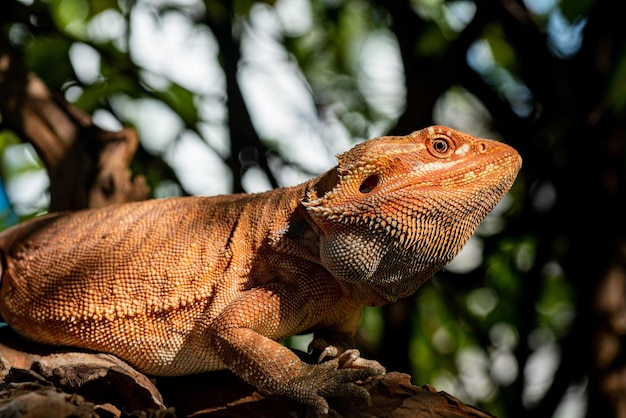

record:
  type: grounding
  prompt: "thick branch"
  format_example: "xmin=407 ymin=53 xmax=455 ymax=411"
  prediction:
xmin=0 ymin=43 xmax=148 ymax=211
xmin=0 ymin=327 xmax=494 ymax=418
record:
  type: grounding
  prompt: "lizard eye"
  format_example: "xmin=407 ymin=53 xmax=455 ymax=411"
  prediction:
xmin=428 ymin=135 xmax=453 ymax=157
xmin=433 ymin=138 xmax=448 ymax=153
xmin=359 ymin=174 xmax=379 ymax=194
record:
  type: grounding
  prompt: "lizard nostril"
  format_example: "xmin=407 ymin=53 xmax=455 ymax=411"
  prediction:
xmin=477 ymin=142 xmax=487 ymax=153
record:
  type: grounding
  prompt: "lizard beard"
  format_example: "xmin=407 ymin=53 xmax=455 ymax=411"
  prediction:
xmin=318 ymin=188 xmax=507 ymax=304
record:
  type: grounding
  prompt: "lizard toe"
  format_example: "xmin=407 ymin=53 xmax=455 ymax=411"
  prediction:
xmin=290 ymin=362 xmax=380 ymax=415
xmin=319 ymin=348 xmax=387 ymax=374
xmin=317 ymin=345 xmax=340 ymax=363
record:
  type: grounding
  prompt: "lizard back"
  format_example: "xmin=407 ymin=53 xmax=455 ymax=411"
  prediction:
xmin=0 ymin=192 xmax=303 ymax=374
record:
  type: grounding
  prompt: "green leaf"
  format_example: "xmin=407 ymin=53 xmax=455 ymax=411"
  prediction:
xmin=152 ymin=83 xmax=200 ymax=127
xmin=48 ymin=0 xmax=89 ymax=37
xmin=89 ymin=0 xmax=120 ymax=16
xmin=609 ymin=46 xmax=626 ymax=114
xmin=560 ymin=0 xmax=595 ymax=22
xmin=24 ymin=36 xmax=73 ymax=89
xmin=483 ymin=24 xmax=517 ymax=70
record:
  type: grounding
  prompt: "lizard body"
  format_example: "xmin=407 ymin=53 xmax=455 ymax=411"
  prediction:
xmin=0 ymin=126 xmax=521 ymax=413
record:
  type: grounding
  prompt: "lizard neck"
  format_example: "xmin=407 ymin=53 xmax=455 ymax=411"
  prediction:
xmin=265 ymin=177 xmax=398 ymax=307
xmin=266 ymin=182 xmax=324 ymax=265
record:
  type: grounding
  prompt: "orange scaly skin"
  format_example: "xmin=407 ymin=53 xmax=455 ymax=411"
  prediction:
xmin=0 ymin=126 xmax=521 ymax=414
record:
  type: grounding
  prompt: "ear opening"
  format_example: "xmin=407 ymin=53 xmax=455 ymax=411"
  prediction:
xmin=359 ymin=174 xmax=380 ymax=194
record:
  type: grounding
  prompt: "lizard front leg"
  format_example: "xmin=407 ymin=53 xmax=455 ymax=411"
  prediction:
xmin=208 ymin=285 xmax=381 ymax=415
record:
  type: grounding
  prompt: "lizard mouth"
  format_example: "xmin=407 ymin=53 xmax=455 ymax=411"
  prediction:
xmin=414 ymin=144 xmax=521 ymax=190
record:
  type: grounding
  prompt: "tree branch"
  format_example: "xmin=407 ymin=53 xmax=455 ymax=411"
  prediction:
xmin=0 ymin=41 xmax=149 ymax=211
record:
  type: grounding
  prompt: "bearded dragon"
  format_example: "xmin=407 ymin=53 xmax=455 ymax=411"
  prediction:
xmin=0 ymin=126 xmax=521 ymax=414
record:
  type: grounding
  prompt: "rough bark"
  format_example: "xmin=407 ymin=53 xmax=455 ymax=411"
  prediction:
xmin=0 ymin=328 xmax=493 ymax=418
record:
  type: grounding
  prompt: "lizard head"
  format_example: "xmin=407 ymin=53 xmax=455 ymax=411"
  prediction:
xmin=303 ymin=125 xmax=522 ymax=305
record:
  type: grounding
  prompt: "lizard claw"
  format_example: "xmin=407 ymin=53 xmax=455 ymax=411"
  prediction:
xmin=317 ymin=345 xmax=339 ymax=363
xmin=336 ymin=349 xmax=386 ymax=373
xmin=309 ymin=334 xmax=384 ymax=373
xmin=317 ymin=346 xmax=386 ymax=374
xmin=335 ymin=348 xmax=361 ymax=368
